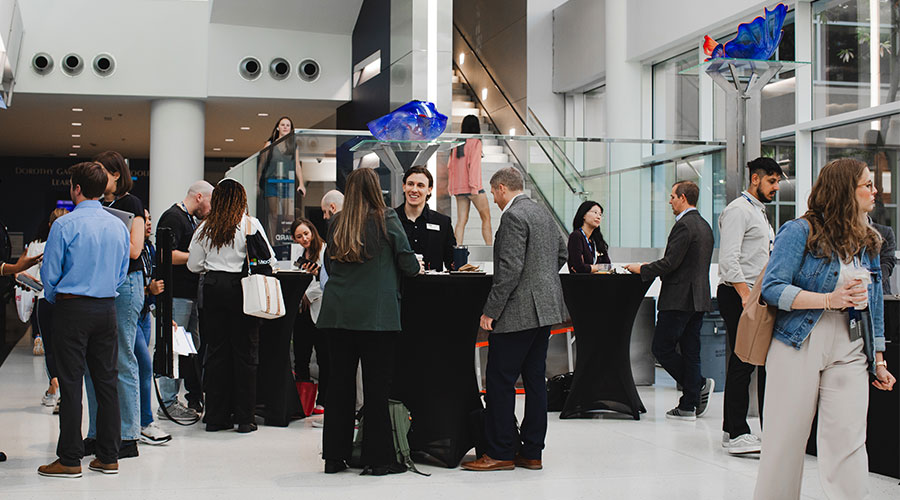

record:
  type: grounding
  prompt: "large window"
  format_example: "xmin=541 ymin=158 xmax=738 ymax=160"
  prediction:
xmin=761 ymin=137 xmax=797 ymax=229
xmin=653 ymin=50 xmax=700 ymax=141
xmin=814 ymin=0 xmax=900 ymax=118
xmin=812 ymin=117 xmax=900 ymax=233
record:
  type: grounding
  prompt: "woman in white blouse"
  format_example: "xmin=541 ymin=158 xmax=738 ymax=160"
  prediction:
xmin=188 ymin=179 xmax=275 ymax=433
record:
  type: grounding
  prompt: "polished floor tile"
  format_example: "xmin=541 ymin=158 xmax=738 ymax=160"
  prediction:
xmin=0 ymin=335 xmax=897 ymax=499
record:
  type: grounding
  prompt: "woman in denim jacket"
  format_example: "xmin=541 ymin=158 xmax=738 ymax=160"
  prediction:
xmin=754 ymin=158 xmax=896 ymax=500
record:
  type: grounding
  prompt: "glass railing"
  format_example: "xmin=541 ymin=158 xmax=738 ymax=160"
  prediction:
xmin=227 ymin=130 xmax=726 ymax=253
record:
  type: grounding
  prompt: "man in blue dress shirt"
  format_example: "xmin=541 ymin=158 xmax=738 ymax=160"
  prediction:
xmin=38 ymin=162 xmax=130 ymax=478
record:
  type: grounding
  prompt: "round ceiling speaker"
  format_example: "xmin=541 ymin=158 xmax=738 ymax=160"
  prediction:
xmin=269 ymin=58 xmax=290 ymax=81
xmin=32 ymin=53 xmax=54 ymax=75
xmin=92 ymin=53 xmax=115 ymax=77
xmin=298 ymin=59 xmax=320 ymax=82
xmin=61 ymin=53 xmax=84 ymax=76
xmin=239 ymin=57 xmax=261 ymax=81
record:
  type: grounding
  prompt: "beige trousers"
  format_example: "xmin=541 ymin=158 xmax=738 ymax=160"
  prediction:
xmin=753 ymin=311 xmax=869 ymax=500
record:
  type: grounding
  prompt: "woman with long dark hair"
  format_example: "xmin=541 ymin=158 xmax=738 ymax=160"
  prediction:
xmin=448 ymin=114 xmax=492 ymax=245
xmin=188 ymin=179 xmax=275 ymax=433
xmin=84 ymin=151 xmax=145 ymax=459
xmin=567 ymin=200 xmax=611 ymax=273
xmin=290 ymin=218 xmax=329 ymax=415
xmin=317 ymin=168 xmax=421 ymax=475
xmin=754 ymin=158 xmax=895 ymax=499
xmin=259 ymin=116 xmax=306 ymax=238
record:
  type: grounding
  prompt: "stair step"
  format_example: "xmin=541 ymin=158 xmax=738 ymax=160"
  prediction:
xmin=452 ymin=94 xmax=472 ymax=102
xmin=452 ymin=82 xmax=464 ymax=89
xmin=452 ymin=87 xmax=469 ymax=95
xmin=453 ymin=101 xmax=475 ymax=108
xmin=483 ymin=154 xmax=509 ymax=163
xmin=451 ymin=108 xmax=480 ymax=117
xmin=451 ymin=114 xmax=487 ymax=123
xmin=483 ymin=145 xmax=503 ymax=154
xmin=451 ymin=75 xmax=460 ymax=84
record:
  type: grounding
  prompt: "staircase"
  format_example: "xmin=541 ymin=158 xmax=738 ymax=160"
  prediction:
xmin=449 ymin=70 xmax=513 ymax=249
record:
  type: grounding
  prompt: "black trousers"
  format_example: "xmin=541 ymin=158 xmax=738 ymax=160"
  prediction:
xmin=292 ymin=308 xmax=330 ymax=406
xmin=717 ymin=284 xmax=766 ymax=438
xmin=53 ymin=297 xmax=119 ymax=466
xmin=35 ymin=298 xmax=58 ymax=380
xmin=322 ymin=329 xmax=396 ymax=466
xmin=201 ymin=272 xmax=259 ymax=426
xmin=652 ymin=310 xmax=705 ymax=411
xmin=484 ymin=326 xmax=550 ymax=461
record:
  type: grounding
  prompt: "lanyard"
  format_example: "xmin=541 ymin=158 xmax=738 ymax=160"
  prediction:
xmin=580 ymin=228 xmax=596 ymax=265
xmin=180 ymin=202 xmax=197 ymax=231
xmin=742 ymin=193 xmax=774 ymax=253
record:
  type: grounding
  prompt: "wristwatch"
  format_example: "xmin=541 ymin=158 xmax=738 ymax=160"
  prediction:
xmin=876 ymin=360 xmax=888 ymax=369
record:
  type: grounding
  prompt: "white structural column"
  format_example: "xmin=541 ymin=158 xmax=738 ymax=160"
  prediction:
xmin=149 ymin=99 xmax=205 ymax=227
xmin=795 ymin=1 xmax=813 ymax=215
xmin=605 ymin=0 xmax=644 ymax=247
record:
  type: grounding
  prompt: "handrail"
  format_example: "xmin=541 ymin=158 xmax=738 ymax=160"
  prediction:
xmin=526 ymin=107 xmax=583 ymax=183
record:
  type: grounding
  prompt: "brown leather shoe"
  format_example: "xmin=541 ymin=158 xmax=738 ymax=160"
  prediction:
xmin=37 ymin=459 xmax=82 ymax=478
xmin=461 ymin=454 xmax=515 ymax=471
xmin=513 ymin=454 xmax=542 ymax=470
xmin=88 ymin=458 xmax=118 ymax=474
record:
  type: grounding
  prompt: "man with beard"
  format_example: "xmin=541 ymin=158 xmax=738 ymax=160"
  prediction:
xmin=155 ymin=181 xmax=213 ymax=423
xmin=717 ymin=157 xmax=783 ymax=455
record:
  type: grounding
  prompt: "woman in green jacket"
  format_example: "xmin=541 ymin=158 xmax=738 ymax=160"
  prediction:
xmin=318 ymin=168 xmax=421 ymax=476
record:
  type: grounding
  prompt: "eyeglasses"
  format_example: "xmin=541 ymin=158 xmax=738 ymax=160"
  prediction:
xmin=586 ymin=210 xmax=603 ymax=217
xmin=857 ymin=181 xmax=875 ymax=191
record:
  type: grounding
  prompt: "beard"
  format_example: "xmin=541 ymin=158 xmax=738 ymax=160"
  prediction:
xmin=754 ymin=185 xmax=775 ymax=203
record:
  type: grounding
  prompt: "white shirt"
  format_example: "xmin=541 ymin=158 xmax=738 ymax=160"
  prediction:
xmin=187 ymin=215 xmax=275 ymax=274
xmin=501 ymin=193 xmax=527 ymax=214
xmin=717 ymin=191 xmax=775 ymax=286
xmin=305 ymin=244 xmax=326 ymax=323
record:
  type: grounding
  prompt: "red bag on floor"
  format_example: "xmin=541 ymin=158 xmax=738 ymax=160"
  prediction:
xmin=296 ymin=381 xmax=318 ymax=417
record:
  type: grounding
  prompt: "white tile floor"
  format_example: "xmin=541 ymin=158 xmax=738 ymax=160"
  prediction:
xmin=1 ymin=334 xmax=897 ymax=500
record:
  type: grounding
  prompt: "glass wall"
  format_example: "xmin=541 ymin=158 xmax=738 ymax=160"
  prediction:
xmin=761 ymin=136 xmax=797 ymax=229
xmin=812 ymin=116 xmax=900 ymax=233
xmin=653 ymin=50 xmax=700 ymax=141
xmin=814 ymin=0 xmax=900 ymax=119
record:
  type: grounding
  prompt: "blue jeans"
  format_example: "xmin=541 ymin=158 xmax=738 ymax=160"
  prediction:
xmin=136 ymin=311 xmax=153 ymax=427
xmin=157 ymin=298 xmax=200 ymax=407
xmin=86 ymin=271 xmax=143 ymax=441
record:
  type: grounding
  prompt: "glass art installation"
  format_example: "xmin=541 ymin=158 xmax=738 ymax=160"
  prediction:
xmin=367 ymin=100 xmax=448 ymax=141
xmin=703 ymin=3 xmax=787 ymax=61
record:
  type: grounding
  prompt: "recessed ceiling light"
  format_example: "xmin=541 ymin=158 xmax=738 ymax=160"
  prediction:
xmin=225 ymin=138 xmax=234 ymax=142
xmin=71 ymin=122 xmax=82 ymax=126
xmin=257 ymin=112 xmax=269 ymax=117
xmin=240 ymin=126 xmax=250 ymax=131
xmin=69 ymin=152 xmax=77 ymax=157
xmin=213 ymin=147 xmax=222 ymax=151
xmin=72 ymin=107 xmax=83 ymax=112
xmin=72 ymin=145 xmax=81 ymax=148
xmin=71 ymin=134 xmax=81 ymax=138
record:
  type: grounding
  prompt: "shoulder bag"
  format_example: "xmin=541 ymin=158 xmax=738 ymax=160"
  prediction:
xmin=240 ymin=218 xmax=285 ymax=319
xmin=734 ymin=263 xmax=775 ymax=366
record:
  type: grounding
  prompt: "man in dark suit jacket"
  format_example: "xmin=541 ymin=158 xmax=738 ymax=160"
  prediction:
xmin=871 ymin=218 xmax=896 ymax=294
xmin=462 ymin=167 xmax=567 ymax=472
xmin=394 ymin=166 xmax=457 ymax=271
xmin=625 ymin=180 xmax=714 ymax=421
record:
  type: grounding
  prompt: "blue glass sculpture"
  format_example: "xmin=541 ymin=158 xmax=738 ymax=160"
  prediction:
xmin=704 ymin=3 xmax=787 ymax=60
xmin=367 ymin=100 xmax=448 ymax=141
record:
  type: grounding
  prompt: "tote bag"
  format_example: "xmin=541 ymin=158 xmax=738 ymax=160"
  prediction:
xmin=240 ymin=218 xmax=285 ymax=319
xmin=734 ymin=263 xmax=776 ymax=366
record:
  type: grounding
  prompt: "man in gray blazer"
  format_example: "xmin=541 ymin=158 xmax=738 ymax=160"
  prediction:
xmin=462 ymin=167 xmax=567 ymax=472
xmin=625 ymin=181 xmax=714 ymax=421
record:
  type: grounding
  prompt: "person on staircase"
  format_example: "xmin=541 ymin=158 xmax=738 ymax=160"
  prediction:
xmin=449 ymin=114 xmax=492 ymax=246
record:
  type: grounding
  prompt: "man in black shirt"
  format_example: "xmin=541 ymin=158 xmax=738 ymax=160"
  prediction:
xmin=155 ymin=180 xmax=213 ymax=421
xmin=394 ymin=166 xmax=457 ymax=272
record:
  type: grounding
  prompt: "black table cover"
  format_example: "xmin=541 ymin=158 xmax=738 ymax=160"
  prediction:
xmin=391 ymin=274 xmax=491 ymax=468
xmin=256 ymin=271 xmax=313 ymax=427
xmin=560 ymin=274 xmax=652 ymax=420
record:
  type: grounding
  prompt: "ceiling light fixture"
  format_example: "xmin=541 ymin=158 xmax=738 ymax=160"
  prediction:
xmin=71 ymin=134 xmax=81 ymax=138
xmin=481 ymin=88 xmax=488 ymax=100
xmin=71 ymin=122 xmax=82 ymax=126
xmin=459 ymin=53 xmax=465 ymax=65
xmin=240 ymin=126 xmax=250 ymax=131
xmin=72 ymin=145 xmax=81 ymax=148
xmin=225 ymin=138 xmax=234 ymax=142
xmin=72 ymin=107 xmax=83 ymax=112
xmin=69 ymin=152 xmax=77 ymax=157
xmin=213 ymin=147 xmax=222 ymax=151
xmin=258 ymin=112 xmax=269 ymax=117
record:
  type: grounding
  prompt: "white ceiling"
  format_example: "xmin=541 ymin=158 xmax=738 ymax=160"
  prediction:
xmin=0 ymin=93 xmax=343 ymax=159
xmin=209 ymin=0 xmax=364 ymax=35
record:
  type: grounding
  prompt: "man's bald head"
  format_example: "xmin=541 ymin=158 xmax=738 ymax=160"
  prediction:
xmin=321 ymin=190 xmax=344 ymax=220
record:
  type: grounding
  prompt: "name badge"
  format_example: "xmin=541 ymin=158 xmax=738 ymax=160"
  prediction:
xmin=426 ymin=223 xmax=440 ymax=231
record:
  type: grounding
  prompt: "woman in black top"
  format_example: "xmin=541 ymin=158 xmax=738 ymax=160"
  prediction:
xmin=84 ymin=151 xmax=145 ymax=457
xmin=567 ymin=200 xmax=611 ymax=273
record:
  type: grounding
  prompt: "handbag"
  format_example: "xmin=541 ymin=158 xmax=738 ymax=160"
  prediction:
xmin=734 ymin=263 xmax=775 ymax=366
xmin=240 ymin=218 xmax=285 ymax=319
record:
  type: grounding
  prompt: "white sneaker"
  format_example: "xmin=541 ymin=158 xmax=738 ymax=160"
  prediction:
xmin=41 ymin=391 xmax=59 ymax=407
xmin=311 ymin=419 xmax=324 ymax=428
xmin=724 ymin=433 xmax=761 ymax=455
xmin=721 ymin=431 xmax=730 ymax=447
xmin=140 ymin=422 xmax=173 ymax=446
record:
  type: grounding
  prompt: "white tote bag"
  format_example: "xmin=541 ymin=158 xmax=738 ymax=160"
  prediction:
xmin=240 ymin=218 xmax=285 ymax=319
xmin=15 ymin=286 xmax=36 ymax=323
